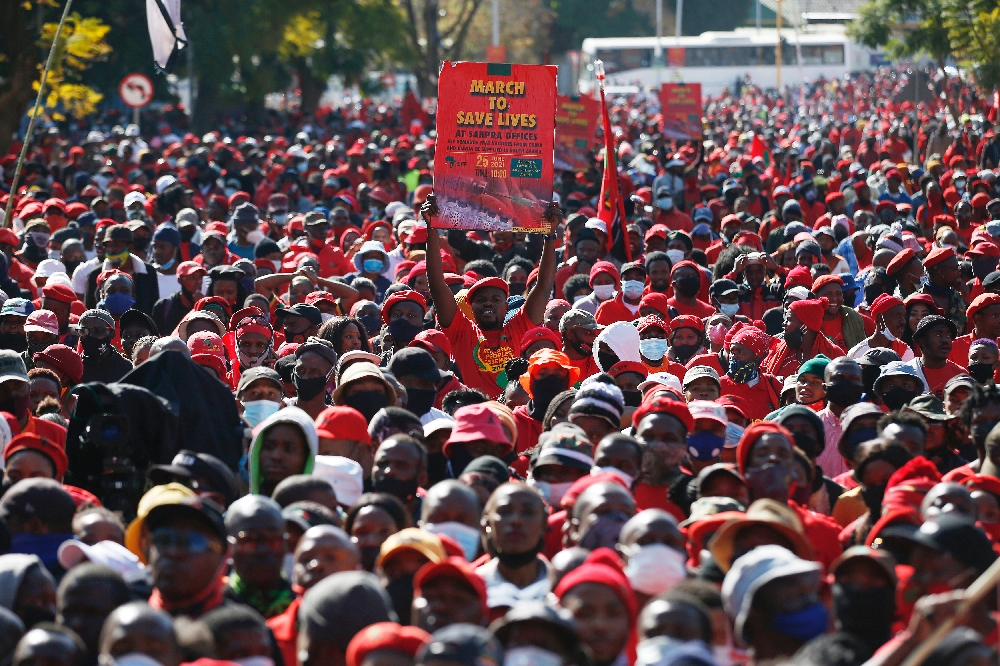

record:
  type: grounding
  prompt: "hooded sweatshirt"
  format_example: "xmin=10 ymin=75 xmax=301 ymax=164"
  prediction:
xmin=0 ymin=553 xmax=49 ymax=610
xmin=248 ymin=406 xmax=318 ymax=495
xmin=594 ymin=321 xmax=642 ymax=372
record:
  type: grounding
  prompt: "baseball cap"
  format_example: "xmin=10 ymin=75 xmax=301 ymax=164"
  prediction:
xmin=147 ymin=450 xmax=241 ymax=507
xmin=688 ymin=400 xmax=728 ymax=426
xmin=236 ymin=367 xmax=283 ymax=396
xmin=375 ymin=527 xmax=447 ymax=569
xmin=177 ymin=261 xmax=208 ymax=278
xmin=314 ymin=406 xmax=370 ymax=443
xmin=682 ymin=365 xmax=721 ymax=388
xmin=145 ymin=495 xmax=227 ymax=544
xmin=57 ymin=539 xmax=142 ymax=577
xmin=882 ymin=514 xmax=997 ymax=575
xmin=23 ymin=310 xmax=58 ymax=335
xmin=0 ymin=351 xmax=28 ymax=385
xmin=388 ymin=347 xmax=445 ymax=382
xmin=415 ymin=624 xmax=503 ymax=666
xmin=275 ymin=303 xmax=323 ymax=327
xmin=124 ymin=483 xmax=197 ymax=560
xmin=638 ymin=372 xmax=684 ymax=394
xmin=709 ymin=279 xmax=740 ymax=298
xmin=0 ymin=298 xmax=34 ymax=318
xmin=559 ymin=309 xmax=603 ymax=335
xmin=312 ymin=455 xmax=364 ymax=507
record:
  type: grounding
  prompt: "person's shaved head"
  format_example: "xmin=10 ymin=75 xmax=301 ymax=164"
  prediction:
xmin=13 ymin=626 xmax=84 ymax=666
xmin=825 ymin=357 xmax=862 ymax=382
xmin=57 ymin=564 xmax=130 ymax=659
xmin=572 ymin=482 xmax=636 ymax=520
xmin=293 ymin=525 xmax=361 ymax=590
xmin=618 ymin=509 xmax=685 ymax=553
xmin=420 ymin=479 xmax=481 ymax=527
xmin=149 ymin=337 xmax=190 ymax=359
xmin=98 ymin=602 xmax=179 ymax=666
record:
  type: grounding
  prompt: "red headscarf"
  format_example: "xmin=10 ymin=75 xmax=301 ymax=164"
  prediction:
xmin=735 ymin=422 xmax=795 ymax=475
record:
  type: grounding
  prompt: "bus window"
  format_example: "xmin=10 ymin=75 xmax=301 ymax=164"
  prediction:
xmin=595 ymin=48 xmax=653 ymax=73
xmin=800 ymin=44 xmax=844 ymax=65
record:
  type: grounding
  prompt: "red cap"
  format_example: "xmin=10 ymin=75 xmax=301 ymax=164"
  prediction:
xmin=314 ymin=406 xmax=371 ymax=444
xmin=885 ymin=169 xmax=902 ymax=181
xmin=869 ymin=294 xmax=904 ymax=321
xmin=0 ymin=229 xmax=19 ymax=247
xmin=968 ymin=242 xmax=1000 ymax=258
xmin=192 ymin=354 xmax=229 ymax=382
xmin=409 ymin=329 xmax=453 ymax=358
xmin=785 ymin=265 xmax=813 ymax=289
xmin=608 ymin=360 xmax=649 ymax=379
xmin=413 ymin=557 xmax=488 ymax=615
xmin=811 ymin=274 xmax=844 ymax=293
xmin=589 ymin=261 xmax=620 ymax=286
xmin=638 ymin=293 xmax=671 ymax=318
xmin=187 ymin=331 xmax=227 ymax=360
xmin=346 ymin=623 xmax=430 ymax=666
xmin=735 ymin=422 xmax=795 ymax=474
xmin=904 ymin=293 xmax=942 ymax=316
xmin=32 ymin=344 xmax=83 ymax=386
xmin=520 ymin=326 xmax=562 ymax=351
xmin=923 ymin=246 xmax=956 ymax=268
xmin=560 ymin=472 xmax=629 ymax=510
xmin=466 ymin=276 xmax=509 ymax=304
xmin=825 ymin=191 xmax=845 ymax=204
xmin=444 ymin=404 xmax=512 ymax=457
xmin=633 ymin=395 xmax=694 ymax=432
xmin=885 ymin=248 xmax=917 ymax=276
xmin=967 ymin=293 xmax=1000 ymax=322
xmin=789 ymin=297 xmax=829 ymax=332
xmin=4 ymin=432 xmax=68 ymax=481
xmin=972 ymin=192 xmax=991 ymax=208
xmin=41 ymin=283 xmax=77 ymax=304
xmin=380 ymin=289 xmax=427 ymax=325
xmin=671 ymin=315 xmax=704 ymax=334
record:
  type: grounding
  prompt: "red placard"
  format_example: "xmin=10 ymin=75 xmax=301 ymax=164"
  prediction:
xmin=554 ymin=94 xmax=598 ymax=171
xmin=433 ymin=61 xmax=557 ymax=232
xmin=660 ymin=82 xmax=702 ymax=140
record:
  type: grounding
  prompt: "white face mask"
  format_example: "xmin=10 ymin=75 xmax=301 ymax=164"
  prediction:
xmin=504 ymin=647 xmax=562 ymax=666
xmin=272 ymin=259 xmax=283 ymax=272
xmin=573 ymin=293 xmax=588 ymax=303
xmin=592 ymin=284 xmax=616 ymax=301
xmin=423 ymin=521 xmax=481 ymax=561
xmin=666 ymin=249 xmax=686 ymax=265
xmin=527 ymin=477 xmax=573 ymax=509
xmin=246 ymin=229 xmax=265 ymax=245
xmin=621 ymin=279 xmax=645 ymax=299
xmin=592 ymin=465 xmax=635 ymax=487
xmin=719 ymin=303 xmax=740 ymax=317
xmin=241 ymin=399 xmax=281 ymax=427
xmin=879 ymin=317 xmax=897 ymax=342
xmin=47 ymin=248 xmax=61 ymax=261
xmin=624 ymin=543 xmax=687 ymax=595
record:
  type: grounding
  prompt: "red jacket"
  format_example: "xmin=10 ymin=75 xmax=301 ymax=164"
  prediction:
xmin=595 ymin=293 xmax=641 ymax=326
xmin=266 ymin=596 xmax=300 ymax=666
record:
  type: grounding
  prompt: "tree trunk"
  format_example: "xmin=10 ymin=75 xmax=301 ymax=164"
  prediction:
xmin=192 ymin=77 xmax=220 ymax=134
xmin=297 ymin=62 xmax=325 ymax=118
xmin=0 ymin=0 xmax=40 ymax=155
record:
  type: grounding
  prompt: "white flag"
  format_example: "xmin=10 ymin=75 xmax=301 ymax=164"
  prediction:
xmin=146 ymin=0 xmax=187 ymax=71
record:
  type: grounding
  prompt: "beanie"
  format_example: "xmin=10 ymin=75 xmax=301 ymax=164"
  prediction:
xmin=568 ymin=376 xmax=624 ymax=429
xmin=788 ymin=297 xmax=829 ymax=332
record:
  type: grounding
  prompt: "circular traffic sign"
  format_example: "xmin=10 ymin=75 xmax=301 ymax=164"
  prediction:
xmin=119 ymin=73 xmax=154 ymax=108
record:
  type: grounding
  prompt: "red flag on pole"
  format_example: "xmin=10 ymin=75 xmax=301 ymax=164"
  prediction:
xmin=750 ymin=134 xmax=771 ymax=167
xmin=596 ymin=61 xmax=632 ymax=264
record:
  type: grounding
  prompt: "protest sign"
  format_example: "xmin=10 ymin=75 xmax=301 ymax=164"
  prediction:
xmin=555 ymin=94 xmax=598 ymax=171
xmin=433 ymin=61 xmax=557 ymax=232
xmin=660 ymin=82 xmax=702 ymax=140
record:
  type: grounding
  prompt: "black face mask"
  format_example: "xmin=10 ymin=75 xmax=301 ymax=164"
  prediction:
xmin=598 ymin=350 xmax=619 ymax=372
xmin=293 ymin=374 xmax=328 ymax=402
xmin=373 ymin=475 xmax=419 ymax=503
xmin=864 ymin=282 xmax=888 ymax=305
xmin=493 ymin=536 xmax=544 ymax=569
xmin=64 ymin=260 xmax=82 ymax=277
xmin=81 ymin=335 xmax=109 ymax=358
xmin=388 ymin=318 xmax=422 ymax=346
xmin=862 ymin=483 xmax=886 ymax=516
xmin=826 ymin=380 xmax=864 ymax=407
xmin=0 ymin=333 xmax=27 ymax=353
xmin=833 ymin=583 xmax=895 ymax=649
xmin=528 ymin=374 xmax=569 ymax=420
xmin=132 ymin=237 xmax=151 ymax=253
xmin=18 ymin=605 xmax=56 ymax=629
xmin=745 ymin=463 xmax=794 ymax=501
xmin=672 ymin=343 xmax=700 ymax=363
xmin=385 ymin=574 xmax=415 ymax=625
xmin=622 ymin=388 xmax=643 ymax=407
xmin=792 ymin=432 xmax=820 ymax=459
xmin=26 ymin=338 xmax=50 ymax=356
xmin=881 ymin=387 xmax=921 ymax=411
xmin=861 ymin=366 xmax=882 ymax=396
xmin=359 ymin=545 xmax=381 ymax=572
xmin=343 ymin=390 xmax=391 ymax=421
xmin=426 ymin=451 xmax=449 ymax=486
xmin=357 ymin=314 xmax=381 ymax=337
xmin=405 ymin=387 xmax=438 ymax=417
xmin=508 ymin=281 xmax=526 ymax=296
xmin=969 ymin=363 xmax=995 ymax=384
xmin=785 ymin=327 xmax=805 ymax=349
xmin=449 ymin=445 xmax=476 ymax=477
xmin=674 ymin=276 xmax=701 ymax=298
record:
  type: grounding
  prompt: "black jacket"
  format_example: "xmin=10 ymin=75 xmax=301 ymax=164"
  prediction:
xmin=85 ymin=258 xmax=160 ymax=315
xmin=152 ymin=290 xmax=194 ymax=336
xmin=81 ymin=347 xmax=133 ymax=383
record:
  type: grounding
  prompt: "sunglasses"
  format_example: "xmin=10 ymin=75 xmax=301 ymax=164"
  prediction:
xmin=150 ymin=528 xmax=223 ymax=555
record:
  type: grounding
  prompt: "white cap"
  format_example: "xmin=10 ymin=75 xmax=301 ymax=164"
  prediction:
xmin=125 ymin=124 xmax=141 ymax=137
xmin=35 ymin=259 xmax=66 ymax=278
xmin=637 ymin=372 xmax=683 ymax=394
xmin=423 ymin=417 xmax=455 ymax=439
xmin=155 ymin=175 xmax=178 ymax=195
xmin=124 ymin=191 xmax=147 ymax=209
xmin=688 ymin=400 xmax=728 ymax=426
xmin=46 ymin=272 xmax=73 ymax=289
xmin=57 ymin=539 xmax=143 ymax=576
xmin=312 ymin=455 xmax=364 ymax=507
xmin=585 ymin=218 xmax=608 ymax=236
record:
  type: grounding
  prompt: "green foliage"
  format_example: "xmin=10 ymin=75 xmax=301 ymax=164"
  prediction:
xmin=847 ymin=0 xmax=953 ymax=66
xmin=943 ymin=0 xmax=1000 ymax=91
xmin=36 ymin=13 xmax=112 ymax=120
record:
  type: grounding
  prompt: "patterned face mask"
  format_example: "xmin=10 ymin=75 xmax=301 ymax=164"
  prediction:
xmin=727 ymin=358 xmax=759 ymax=384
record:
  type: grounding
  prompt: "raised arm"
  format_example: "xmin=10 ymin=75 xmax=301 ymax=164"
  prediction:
xmin=421 ymin=195 xmax=458 ymax=328
xmin=523 ymin=202 xmax=561 ymax=325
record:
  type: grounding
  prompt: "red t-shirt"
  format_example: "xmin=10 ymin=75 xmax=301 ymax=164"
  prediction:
xmin=920 ymin=359 xmax=967 ymax=398
xmin=821 ymin=316 xmax=846 ymax=350
xmin=568 ymin=354 xmax=600 ymax=383
xmin=595 ymin=294 xmax=640 ymax=326
xmin=719 ymin=374 xmax=782 ymax=421
xmin=442 ymin=308 xmax=534 ymax=399
xmin=632 ymin=482 xmax=685 ymax=522
xmin=666 ymin=297 xmax=716 ymax=318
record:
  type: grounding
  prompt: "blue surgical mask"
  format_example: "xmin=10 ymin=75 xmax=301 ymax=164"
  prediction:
xmin=363 ymin=259 xmax=384 ymax=273
xmin=686 ymin=430 xmax=726 ymax=460
xmin=158 ymin=258 xmax=176 ymax=271
xmin=423 ymin=521 xmax=481 ymax=561
xmin=725 ymin=422 xmax=745 ymax=448
xmin=770 ymin=602 xmax=829 ymax=641
xmin=720 ymin=303 xmax=740 ymax=317
xmin=242 ymin=399 xmax=281 ymax=427
xmin=639 ymin=338 xmax=668 ymax=361
xmin=621 ymin=280 xmax=645 ymax=299
xmin=101 ymin=292 xmax=136 ymax=315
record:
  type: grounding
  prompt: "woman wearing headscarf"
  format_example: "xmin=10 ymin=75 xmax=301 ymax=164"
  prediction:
xmin=761 ymin=298 xmax=846 ymax=379
xmin=720 ymin=325 xmax=783 ymax=421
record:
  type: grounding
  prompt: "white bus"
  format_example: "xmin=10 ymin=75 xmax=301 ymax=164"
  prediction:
xmin=577 ymin=26 xmax=879 ymax=96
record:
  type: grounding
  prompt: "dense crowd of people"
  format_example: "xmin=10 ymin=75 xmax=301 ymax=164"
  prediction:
xmin=3 ymin=65 xmax=1000 ymax=666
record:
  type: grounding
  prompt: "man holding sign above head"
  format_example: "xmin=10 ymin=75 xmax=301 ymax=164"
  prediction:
xmin=422 ymin=195 xmax=561 ymax=399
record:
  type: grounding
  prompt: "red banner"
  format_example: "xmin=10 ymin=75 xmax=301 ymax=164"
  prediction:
xmin=433 ymin=61 xmax=557 ymax=232
xmin=554 ymin=94 xmax=598 ymax=171
xmin=660 ymin=82 xmax=702 ymax=140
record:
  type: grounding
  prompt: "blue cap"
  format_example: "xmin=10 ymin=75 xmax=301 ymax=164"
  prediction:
xmin=0 ymin=298 xmax=34 ymax=318
xmin=693 ymin=208 xmax=714 ymax=223
xmin=152 ymin=224 xmax=182 ymax=247
xmin=76 ymin=211 xmax=97 ymax=227
xmin=839 ymin=273 xmax=860 ymax=291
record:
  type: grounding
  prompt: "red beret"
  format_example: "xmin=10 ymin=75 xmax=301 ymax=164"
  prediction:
xmin=967 ymin=293 xmax=1000 ymax=322
xmin=33 ymin=344 xmax=83 ymax=385
xmin=380 ymin=289 xmax=426 ymax=325
xmin=410 ymin=329 xmax=453 ymax=358
xmin=466 ymin=276 xmax=509 ymax=303
xmin=811 ymin=274 xmax=844 ymax=293
xmin=825 ymin=191 xmax=845 ymax=204
xmin=608 ymin=360 xmax=649 ymax=379
xmin=520 ymin=326 xmax=562 ymax=351
xmin=633 ymin=395 xmax=694 ymax=432
xmin=346 ymin=623 xmax=430 ymax=666
xmin=4 ymin=432 xmax=68 ymax=481
xmin=554 ymin=548 xmax=637 ymax=628
xmin=869 ymin=294 xmax=904 ymax=321
xmin=904 ymin=293 xmax=942 ymax=316
xmin=638 ymin=292 xmax=671 ymax=318
xmin=885 ymin=248 xmax=917 ymax=276
xmin=933 ymin=214 xmax=957 ymax=226
xmin=852 ymin=180 xmax=868 ymax=192
xmin=885 ymin=169 xmax=902 ymax=181
xmin=671 ymin=314 xmax=704 ymax=334
xmin=41 ymin=283 xmax=77 ymax=304
xmin=589 ymin=261 xmax=620 ymax=286
xmin=413 ymin=557 xmax=488 ymax=616
xmin=789 ymin=297 xmax=829 ymax=332
xmin=972 ymin=192 xmax=991 ymax=208
xmin=735 ymin=421 xmax=795 ymax=475
xmin=923 ymin=246 xmax=956 ymax=268
xmin=560 ymin=471 xmax=629 ymax=510
xmin=875 ymin=200 xmax=898 ymax=215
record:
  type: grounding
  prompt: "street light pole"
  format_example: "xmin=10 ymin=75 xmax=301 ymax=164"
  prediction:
xmin=776 ymin=0 xmax=782 ymax=88
xmin=492 ymin=0 xmax=499 ymax=47
xmin=675 ymin=0 xmax=683 ymax=42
